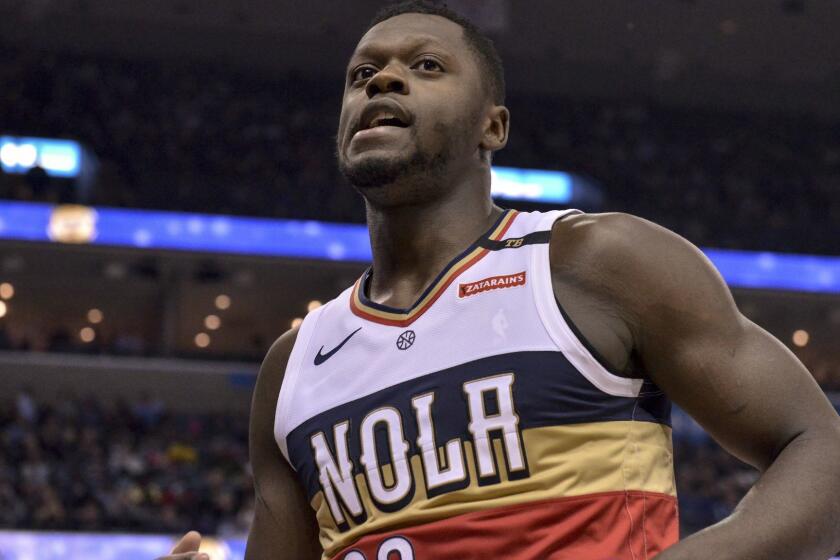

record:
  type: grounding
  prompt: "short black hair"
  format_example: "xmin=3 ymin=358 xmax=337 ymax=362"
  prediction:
xmin=367 ymin=1 xmax=506 ymax=104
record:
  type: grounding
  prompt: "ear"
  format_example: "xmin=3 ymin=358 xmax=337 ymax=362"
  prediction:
xmin=479 ymin=105 xmax=510 ymax=153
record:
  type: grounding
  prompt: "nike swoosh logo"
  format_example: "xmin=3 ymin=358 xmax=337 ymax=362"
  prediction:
xmin=314 ymin=327 xmax=362 ymax=366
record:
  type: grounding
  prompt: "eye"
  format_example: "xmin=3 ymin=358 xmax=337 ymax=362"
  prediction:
xmin=351 ymin=66 xmax=377 ymax=83
xmin=412 ymin=57 xmax=444 ymax=72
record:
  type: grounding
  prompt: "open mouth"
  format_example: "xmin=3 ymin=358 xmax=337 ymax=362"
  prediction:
xmin=355 ymin=101 xmax=413 ymax=138
xmin=361 ymin=115 xmax=409 ymax=131
xmin=366 ymin=117 xmax=408 ymax=130
xmin=351 ymin=115 xmax=410 ymax=144
xmin=349 ymin=102 xmax=414 ymax=147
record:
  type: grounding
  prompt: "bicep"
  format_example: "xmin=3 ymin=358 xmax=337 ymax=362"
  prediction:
xmin=645 ymin=311 xmax=835 ymax=470
xmin=246 ymin=331 xmax=322 ymax=560
xmin=618 ymin=221 xmax=840 ymax=470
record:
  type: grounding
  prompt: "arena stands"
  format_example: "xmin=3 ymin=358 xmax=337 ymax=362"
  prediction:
xmin=2 ymin=43 xmax=839 ymax=254
xmin=1 ymin=391 xmax=253 ymax=537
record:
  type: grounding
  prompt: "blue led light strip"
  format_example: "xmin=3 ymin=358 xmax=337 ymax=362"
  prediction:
xmin=1 ymin=201 xmax=838 ymax=294
xmin=703 ymin=248 xmax=840 ymax=294
xmin=0 ymin=530 xmax=245 ymax=560
xmin=0 ymin=201 xmax=371 ymax=261
xmin=491 ymin=166 xmax=572 ymax=203
xmin=0 ymin=136 xmax=82 ymax=178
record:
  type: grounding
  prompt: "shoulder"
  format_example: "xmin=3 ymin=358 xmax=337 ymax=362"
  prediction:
xmin=550 ymin=211 xmax=715 ymax=282
xmin=254 ymin=298 xmax=338 ymax=405
xmin=550 ymin=211 xmax=696 ymax=264
xmin=261 ymin=328 xmax=301 ymax=381
xmin=250 ymin=327 xmax=300 ymax=469
xmin=549 ymin=211 xmax=734 ymax=323
xmin=252 ymin=327 xmax=300 ymax=421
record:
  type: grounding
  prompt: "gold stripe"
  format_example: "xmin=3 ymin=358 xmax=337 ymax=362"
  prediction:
xmin=352 ymin=211 xmax=518 ymax=321
xmin=352 ymin=246 xmax=485 ymax=321
xmin=315 ymin=420 xmax=675 ymax=557
xmin=488 ymin=208 xmax=517 ymax=239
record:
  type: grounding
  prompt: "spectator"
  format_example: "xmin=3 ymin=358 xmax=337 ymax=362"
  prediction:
xmin=1 ymin=392 xmax=252 ymax=535
xmin=0 ymin=43 xmax=837 ymax=254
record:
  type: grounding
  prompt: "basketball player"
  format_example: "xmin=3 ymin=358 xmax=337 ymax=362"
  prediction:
xmin=159 ymin=2 xmax=840 ymax=559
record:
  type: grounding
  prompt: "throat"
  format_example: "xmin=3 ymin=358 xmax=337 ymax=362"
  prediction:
xmin=366 ymin=273 xmax=436 ymax=311
xmin=364 ymin=207 xmax=508 ymax=311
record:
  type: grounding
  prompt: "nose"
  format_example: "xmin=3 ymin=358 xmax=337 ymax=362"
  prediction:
xmin=365 ymin=65 xmax=409 ymax=98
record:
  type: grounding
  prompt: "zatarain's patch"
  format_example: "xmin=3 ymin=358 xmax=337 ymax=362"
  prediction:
xmin=458 ymin=271 xmax=527 ymax=298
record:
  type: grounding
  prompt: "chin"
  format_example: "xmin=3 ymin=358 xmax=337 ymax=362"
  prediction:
xmin=339 ymin=151 xmax=419 ymax=190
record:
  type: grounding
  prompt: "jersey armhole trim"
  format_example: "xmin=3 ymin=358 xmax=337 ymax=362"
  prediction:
xmin=530 ymin=210 xmax=643 ymax=398
xmin=553 ymin=294 xmax=641 ymax=380
xmin=273 ymin=304 xmax=325 ymax=465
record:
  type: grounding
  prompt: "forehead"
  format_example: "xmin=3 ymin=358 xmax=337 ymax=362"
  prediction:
xmin=352 ymin=13 xmax=469 ymax=60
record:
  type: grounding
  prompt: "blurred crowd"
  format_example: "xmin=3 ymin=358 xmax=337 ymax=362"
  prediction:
xmin=671 ymin=408 xmax=757 ymax=535
xmin=0 ymin=391 xmax=253 ymax=536
xmin=1 ymin=45 xmax=839 ymax=254
xmin=0 ymin=325 xmax=151 ymax=357
xmin=0 ymin=391 xmax=764 ymax=538
xmin=812 ymin=360 xmax=840 ymax=392
xmin=0 ymin=45 xmax=358 ymax=223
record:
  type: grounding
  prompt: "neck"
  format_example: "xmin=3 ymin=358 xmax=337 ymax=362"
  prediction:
xmin=363 ymin=168 xmax=502 ymax=308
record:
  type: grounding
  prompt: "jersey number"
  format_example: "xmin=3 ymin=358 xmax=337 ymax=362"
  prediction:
xmin=344 ymin=536 xmax=414 ymax=560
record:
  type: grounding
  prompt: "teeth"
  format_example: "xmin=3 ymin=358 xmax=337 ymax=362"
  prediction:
xmin=369 ymin=112 xmax=399 ymax=128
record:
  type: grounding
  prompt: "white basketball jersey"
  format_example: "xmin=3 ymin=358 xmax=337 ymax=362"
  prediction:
xmin=274 ymin=209 xmax=677 ymax=560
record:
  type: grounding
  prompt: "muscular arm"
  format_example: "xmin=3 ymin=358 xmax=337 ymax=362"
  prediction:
xmin=551 ymin=213 xmax=840 ymax=560
xmin=246 ymin=328 xmax=322 ymax=560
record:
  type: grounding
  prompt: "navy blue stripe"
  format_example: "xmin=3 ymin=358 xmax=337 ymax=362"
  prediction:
xmin=286 ymin=350 xmax=670 ymax=500
xmin=476 ymin=230 xmax=551 ymax=250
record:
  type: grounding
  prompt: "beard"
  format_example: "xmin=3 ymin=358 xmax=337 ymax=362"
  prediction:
xmin=338 ymin=147 xmax=446 ymax=190
xmin=337 ymin=121 xmax=459 ymax=193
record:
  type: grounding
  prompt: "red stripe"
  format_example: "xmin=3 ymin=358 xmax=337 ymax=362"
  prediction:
xmin=332 ymin=491 xmax=679 ymax=560
xmin=350 ymin=212 xmax=519 ymax=327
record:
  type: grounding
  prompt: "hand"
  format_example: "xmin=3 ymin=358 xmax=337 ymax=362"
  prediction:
xmin=155 ymin=531 xmax=209 ymax=560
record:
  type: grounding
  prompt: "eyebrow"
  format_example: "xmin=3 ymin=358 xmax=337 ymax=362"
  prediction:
xmin=347 ymin=35 xmax=457 ymax=70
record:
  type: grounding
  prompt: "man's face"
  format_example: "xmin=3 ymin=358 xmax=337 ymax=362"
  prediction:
xmin=336 ymin=13 xmax=487 ymax=193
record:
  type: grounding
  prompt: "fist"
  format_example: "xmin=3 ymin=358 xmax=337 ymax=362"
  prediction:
xmin=155 ymin=531 xmax=209 ymax=560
